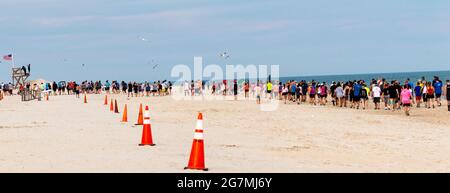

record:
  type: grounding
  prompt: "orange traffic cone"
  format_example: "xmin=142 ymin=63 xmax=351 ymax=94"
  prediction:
xmin=114 ymin=99 xmax=119 ymax=113
xmin=121 ymin=104 xmax=128 ymax=122
xmin=135 ymin=103 xmax=143 ymax=125
xmin=138 ymin=106 xmax=155 ymax=146
xmin=110 ymin=99 xmax=114 ymax=111
xmin=84 ymin=93 xmax=87 ymax=103
xmin=104 ymin=95 xmax=108 ymax=105
xmin=46 ymin=93 xmax=49 ymax=101
xmin=184 ymin=113 xmax=208 ymax=171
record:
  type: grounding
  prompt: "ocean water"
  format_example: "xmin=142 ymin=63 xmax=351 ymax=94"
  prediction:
xmin=278 ymin=70 xmax=450 ymax=84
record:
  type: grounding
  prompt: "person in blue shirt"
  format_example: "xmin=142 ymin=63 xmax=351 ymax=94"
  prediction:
xmin=434 ymin=80 xmax=443 ymax=106
xmin=301 ymin=81 xmax=308 ymax=102
xmin=414 ymin=82 xmax=422 ymax=108
xmin=406 ymin=78 xmax=414 ymax=90
xmin=105 ymin=80 xmax=111 ymax=94
xmin=446 ymin=80 xmax=450 ymax=111
xmin=290 ymin=83 xmax=297 ymax=102
xmin=353 ymin=81 xmax=362 ymax=109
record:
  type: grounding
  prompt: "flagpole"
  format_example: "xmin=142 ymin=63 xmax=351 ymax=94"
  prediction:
xmin=11 ymin=49 xmax=15 ymax=87
xmin=12 ymin=49 xmax=15 ymax=68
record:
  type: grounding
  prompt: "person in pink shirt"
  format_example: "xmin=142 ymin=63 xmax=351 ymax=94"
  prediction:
xmin=400 ymin=85 xmax=413 ymax=116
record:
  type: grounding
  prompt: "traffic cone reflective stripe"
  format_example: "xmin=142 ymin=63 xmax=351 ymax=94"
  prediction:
xmin=139 ymin=106 xmax=155 ymax=146
xmin=184 ymin=112 xmax=208 ymax=171
xmin=193 ymin=132 xmax=204 ymax=140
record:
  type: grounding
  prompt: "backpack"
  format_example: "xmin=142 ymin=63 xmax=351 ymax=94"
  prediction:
xmin=361 ymin=88 xmax=367 ymax=97
xmin=321 ymin=86 xmax=327 ymax=95
xmin=310 ymin=86 xmax=316 ymax=94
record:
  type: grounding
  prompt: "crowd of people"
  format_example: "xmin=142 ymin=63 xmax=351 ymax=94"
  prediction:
xmin=12 ymin=80 xmax=174 ymax=99
xmin=0 ymin=82 xmax=14 ymax=97
xmin=3 ymin=75 xmax=450 ymax=116
xmin=177 ymin=76 xmax=450 ymax=116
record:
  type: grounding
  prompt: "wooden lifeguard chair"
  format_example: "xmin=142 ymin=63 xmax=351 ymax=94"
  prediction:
xmin=12 ymin=67 xmax=30 ymax=88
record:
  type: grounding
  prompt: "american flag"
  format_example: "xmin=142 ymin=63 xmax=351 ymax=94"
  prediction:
xmin=3 ymin=54 xmax=12 ymax=60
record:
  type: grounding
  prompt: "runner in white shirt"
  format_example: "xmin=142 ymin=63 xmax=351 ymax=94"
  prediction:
xmin=255 ymin=84 xmax=262 ymax=104
xmin=183 ymin=81 xmax=190 ymax=96
xmin=422 ymin=84 xmax=428 ymax=108
xmin=372 ymin=84 xmax=382 ymax=110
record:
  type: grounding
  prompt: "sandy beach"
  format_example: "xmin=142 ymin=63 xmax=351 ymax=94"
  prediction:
xmin=0 ymin=90 xmax=449 ymax=173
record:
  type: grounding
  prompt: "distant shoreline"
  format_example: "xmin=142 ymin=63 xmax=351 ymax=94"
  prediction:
xmin=3 ymin=70 xmax=450 ymax=84
xmin=281 ymin=70 xmax=450 ymax=80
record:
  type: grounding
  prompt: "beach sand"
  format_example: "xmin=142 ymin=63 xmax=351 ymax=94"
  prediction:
xmin=1 ymin=91 xmax=450 ymax=173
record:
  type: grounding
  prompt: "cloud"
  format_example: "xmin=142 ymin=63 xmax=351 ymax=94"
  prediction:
xmin=31 ymin=16 xmax=96 ymax=27
xmin=251 ymin=20 xmax=295 ymax=31
xmin=223 ymin=20 xmax=296 ymax=34
xmin=105 ymin=9 xmax=209 ymax=27
xmin=28 ymin=8 xmax=215 ymax=29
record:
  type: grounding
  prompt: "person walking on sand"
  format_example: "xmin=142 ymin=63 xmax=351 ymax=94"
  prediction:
xmin=388 ymin=81 xmax=398 ymax=111
xmin=426 ymin=82 xmax=436 ymax=109
xmin=190 ymin=80 xmax=195 ymax=96
xmin=319 ymin=83 xmax=327 ymax=106
xmin=133 ymin=82 xmax=139 ymax=97
xmin=74 ymin=82 xmax=80 ymax=98
xmin=152 ymin=81 xmax=158 ymax=96
xmin=52 ymin=81 xmax=57 ymax=96
xmin=255 ymin=83 xmax=262 ymax=104
xmin=348 ymin=82 xmax=354 ymax=108
xmin=121 ymin=81 xmax=127 ymax=94
xmin=309 ymin=82 xmax=317 ymax=105
xmin=291 ymin=81 xmax=297 ymax=104
xmin=360 ymin=83 xmax=369 ymax=110
xmin=343 ymin=82 xmax=349 ymax=107
xmin=97 ymin=81 xmax=103 ymax=94
xmin=233 ymin=79 xmax=238 ymax=100
xmin=211 ymin=81 xmax=216 ymax=95
xmin=335 ymin=82 xmax=344 ymax=107
xmin=422 ymin=80 xmax=428 ymax=108
xmin=433 ymin=79 xmax=443 ymax=107
xmin=330 ymin=81 xmax=337 ymax=106
xmin=295 ymin=82 xmax=301 ymax=105
xmin=414 ymin=82 xmax=422 ymax=108
xmin=144 ymin=82 xmax=150 ymax=97
xmin=400 ymin=85 xmax=413 ymax=116
xmin=105 ymin=80 xmax=110 ymax=94
xmin=353 ymin=81 xmax=362 ymax=109
xmin=183 ymin=80 xmax=189 ymax=96
xmin=278 ymin=82 xmax=283 ymax=100
xmin=445 ymin=80 xmax=450 ymax=111
xmin=222 ymin=79 xmax=227 ymax=96
xmin=127 ymin=82 xmax=132 ymax=98
xmin=282 ymin=84 xmax=289 ymax=104
xmin=267 ymin=81 xmax=273 ymax=100
xmin=372 ymin=83 xmax=381 ymax=110
xmin=301 ymin=81 xmax=308 ymax=103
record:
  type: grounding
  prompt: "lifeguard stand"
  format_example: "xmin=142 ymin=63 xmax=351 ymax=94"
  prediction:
xmin=12 ymin=67 xmax=30 ymax=88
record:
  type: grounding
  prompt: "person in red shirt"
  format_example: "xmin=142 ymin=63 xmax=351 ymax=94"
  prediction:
xmin=244 ymin=81 xmax=250 ymax=98
xmin=222 ymin=80 xmax=227 ymax=96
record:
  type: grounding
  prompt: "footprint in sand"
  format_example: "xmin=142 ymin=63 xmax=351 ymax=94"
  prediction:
xmin=221 ymin=144 xmax=239 ymax=148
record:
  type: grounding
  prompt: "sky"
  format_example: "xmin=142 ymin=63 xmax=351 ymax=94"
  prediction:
xmin=1 ymin=0 xmax=450 ymax=82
